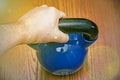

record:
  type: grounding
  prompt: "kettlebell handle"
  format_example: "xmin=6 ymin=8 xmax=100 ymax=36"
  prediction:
xmin=59 ymin=18 xmax=98 ymax=41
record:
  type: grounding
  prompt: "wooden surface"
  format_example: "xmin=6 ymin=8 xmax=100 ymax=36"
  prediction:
xmin=0 ymin=0 xmax=120 ymax=80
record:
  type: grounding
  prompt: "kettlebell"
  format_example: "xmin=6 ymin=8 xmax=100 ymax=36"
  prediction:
xmin=29 ymin=18 xmax=98 ymax=75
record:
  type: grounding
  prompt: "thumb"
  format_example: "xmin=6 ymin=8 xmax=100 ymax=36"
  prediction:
xmin=52 ymin=29 xmax=69 ymax=43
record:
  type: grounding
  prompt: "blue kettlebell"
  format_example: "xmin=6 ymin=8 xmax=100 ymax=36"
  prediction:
xmin=29 ymin=18 xmax=98 ymax=75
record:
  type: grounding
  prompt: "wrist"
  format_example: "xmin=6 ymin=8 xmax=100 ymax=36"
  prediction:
xmin=8 ymin=21 xmax=29 ymax=45
xmin=17 ymin=20 xmax=39 ymax=44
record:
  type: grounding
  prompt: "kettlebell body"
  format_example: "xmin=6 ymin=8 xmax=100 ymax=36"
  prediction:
xmin=29 ymin=18 xmax=98 ymax=75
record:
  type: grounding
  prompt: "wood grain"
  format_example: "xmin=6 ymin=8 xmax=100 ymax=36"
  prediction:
xmin=0 ymin=0 xmax=120 ymax=80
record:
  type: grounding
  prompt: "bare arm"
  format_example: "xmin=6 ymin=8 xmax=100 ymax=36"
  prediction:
xmin=0 ymin=23 xmax=25 ymax=55
xmin=0 ymin=5 xmax=69 ymax=56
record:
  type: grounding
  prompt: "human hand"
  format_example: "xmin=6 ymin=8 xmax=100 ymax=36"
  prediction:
xmin=19 ymin=5 xmax=69 ymax=44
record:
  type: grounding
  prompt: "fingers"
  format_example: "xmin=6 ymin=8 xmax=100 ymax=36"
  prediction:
xmin=59 ymin=11 xmax=67 ymax=18
xmin=52 ymin=28 xmax=69 ymax=43
xmin=49 ymin=7 xmax=68 ymax=43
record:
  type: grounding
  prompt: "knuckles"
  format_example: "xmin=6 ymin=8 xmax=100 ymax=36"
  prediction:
xmin=48 ymin=7 xmax=58 ymax=13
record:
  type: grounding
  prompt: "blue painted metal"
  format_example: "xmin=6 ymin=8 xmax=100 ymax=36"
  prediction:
xmin=29 ymin=18 xmax=98 ymax=75
xmin=29 ymin=33 xmax=97 ymax=75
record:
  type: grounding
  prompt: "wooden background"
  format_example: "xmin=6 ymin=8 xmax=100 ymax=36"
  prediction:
xmin=0 ymin=0 xmax=120 ymax=80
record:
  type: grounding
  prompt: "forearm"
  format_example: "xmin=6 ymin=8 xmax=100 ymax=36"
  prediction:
xmin=0 ymin=22 xmax=25 ymax=56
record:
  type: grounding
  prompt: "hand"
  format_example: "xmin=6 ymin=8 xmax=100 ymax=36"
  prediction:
xmin=19 ymin=5 xmax=69 ymax=44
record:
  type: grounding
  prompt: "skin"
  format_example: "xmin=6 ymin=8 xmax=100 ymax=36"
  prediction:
xmin=0 ymin=5 xmax=69 ymax=56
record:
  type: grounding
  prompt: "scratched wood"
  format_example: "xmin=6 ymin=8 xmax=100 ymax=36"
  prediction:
xmin=0 ymin=0 xmax=120 ymax=80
